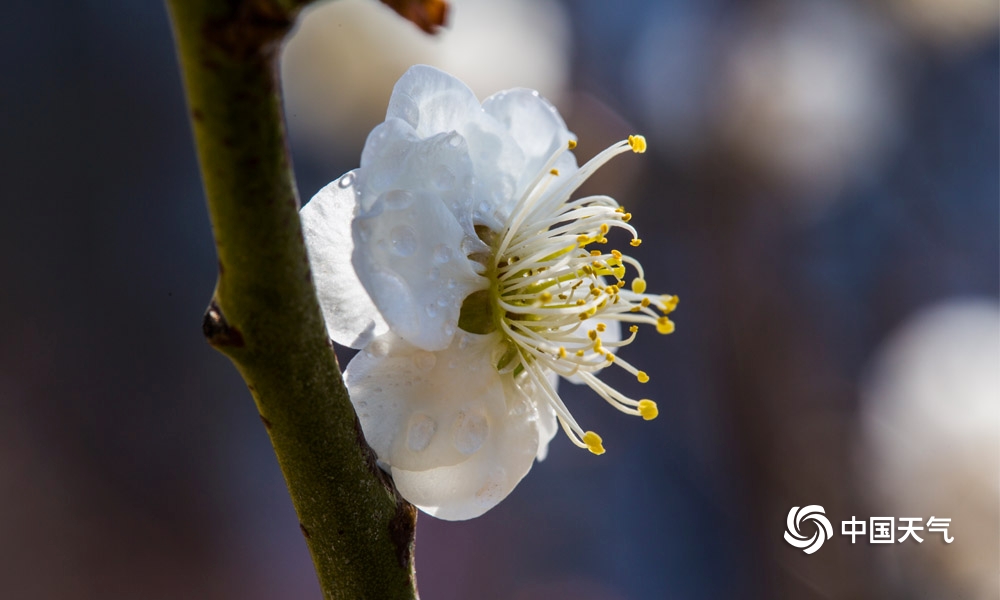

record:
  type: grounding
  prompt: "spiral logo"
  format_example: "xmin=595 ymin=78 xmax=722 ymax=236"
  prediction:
xmin=784 ymin=505 xmax=833 ymax=554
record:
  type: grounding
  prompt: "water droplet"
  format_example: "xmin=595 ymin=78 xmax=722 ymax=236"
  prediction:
xmin=452 ymin=410 xmax=488 ymax=454
xmin=436 ymin=295 xmax=449 ymax=307
xmin=366 ymin=339 xmax=389 ymax=358
xmin=425 ymin=303 xmax=438 ymax=318
xmin=390 ymin=225 xmax=417 ymax=257
xmin=356 ymin=219 xmax=372 ymax=242
xmin=412 ymin=351 xmax=436 ymax=372
xmin=444 ymin=323 xmax=456 ymax=337
xmin=433 ymin=166 xmax=455 ymax=190
xmin=428 ymin=267 xmax=440 ymax=281
xmin=406 ymin=414 xmax=436 ymax=452
xmin=432 ymin=244 xmax=452 ymax=264
xmin=458 ymin=334 xmax=470 ymax=350
xmin=447 ymin=133 xmax=463 ymax=148
xmin=337 ymin=172 xmax=355 ymax=188
xmin=446 ymin=278 xmax=457 ymax=289
xmin=381 ymin=189 xmax=414 ymax=211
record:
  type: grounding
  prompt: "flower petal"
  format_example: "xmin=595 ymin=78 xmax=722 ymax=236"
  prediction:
xmin=389 ymin=372 xmax=542 ymax=520
xmin=352 ymin=180 xmax=486 ymax=351
xmin=346 ymin=331 xmax=513 ymax=474
xmin=300 ymin=171 xmax=388 ymax=348
xmin=482 ymin=88 xmax=578 ymax=198
xmin=386 ymin=65 xmax=482 ymax=139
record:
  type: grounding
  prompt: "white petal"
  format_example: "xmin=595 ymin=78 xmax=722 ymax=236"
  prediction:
xmin=389 ymin=372 xmax=542 ymax=521
xmin=386 ymin=65 xmax=482 ymax=139
xmin=345 ymin=331 xmax=511 ymax=473
xmin=352 ymin=182 xmax=486 ymax=351
xmin=300 ymin=171 xmax=388 ymax=348
xmin=359 ymin=118 xmax=490 ymax=259
xmin=482 ymin=88 xmax=579 ymax=197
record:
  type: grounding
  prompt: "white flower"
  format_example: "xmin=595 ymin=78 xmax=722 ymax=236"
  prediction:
xmin=301 ymin=65 xmax=677 ymax=520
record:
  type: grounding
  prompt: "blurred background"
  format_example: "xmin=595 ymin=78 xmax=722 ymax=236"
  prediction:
xmin=1 ymin=0 xmax=997 ymax=598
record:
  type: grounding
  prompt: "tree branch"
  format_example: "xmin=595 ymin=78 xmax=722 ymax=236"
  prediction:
xmin=166 ymin=1 xmax=418 ymax=597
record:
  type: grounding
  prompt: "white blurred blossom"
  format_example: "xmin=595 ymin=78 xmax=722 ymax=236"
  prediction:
xmin=282 ymin=0 xmax=570 ymax=159
xmin=717 ymin=2 xmax=901 ymax=202
xmin=861 ymin=299 xmax=999 ymax=598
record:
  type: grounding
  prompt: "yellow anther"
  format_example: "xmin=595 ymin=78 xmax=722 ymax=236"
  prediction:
xmin=611 ymin=249 xmax=622 ymax=259
xmin=661 ymin=295 xmax=679 ymax=314
xmin=629 ymin=325 xmax=639 ymax=333
xmin=600 ymin=223 xmax=610 ymax=234
xmin=568 ymin=139 xmax=577 ymax=150
xmin=631 ymin=278 xmax=647 ymax=294
xmin=578 ymin=313 xmax=589 ymax=320
xmin=596 ymin=322 xmax=607 ymax=332
xmin=637 ymin=371 xmax=650 ymax=383
xmin=577 ymin=234 xmax=590 ymax=245
xmin=630 ymin=306 xmax=641 ymax=312
xmin=550 ymin=168 xmax=560 ymax=176
xmin=590 ymin=288 xmax=601 ymax=297
xmin=590 ymin=249 xmax=602 ymax=257
xmin=605 ymin=286 xmax=618 ymax=294
xmin=656 ymin=317 xmax=675 ymax=335
xmin=576 ymin=349 xmax=585 ymax=357
xmin=594 ymin=338 xmax=603 ymax=352
xmin=583 ymin=431 xmax=605 ymax=455
xmin=539 ymin=291 xmax=552 ymax=303
xmin=598 ymin=237 xmax=609 ymax=244
xmin=615 ymin=206 xmax=625 ymax=213
xmin=576 ymin=299 xmax=586 ymax=306
xmin=588 ymin=330 xmax=598 ymax=341
xmin=605 ymin=352 xmax=615 ymax=363
xmin=622 ymin=213 xmax=632 ymax=223
xmin=641 ymin=297 xmax=651 ymax=308
xmin=638 ymin=400 xmax=658 ymax=421
xmin=630 ymin=238 xmax=642 ymax=247
xmin=628 ymin=134 xmax=647 ymax=153
xmin=558 ymin=346 xmax=567 ymax=358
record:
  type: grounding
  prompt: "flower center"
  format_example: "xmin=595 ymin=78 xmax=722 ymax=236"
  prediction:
xmin=483 ymin=135 xmax=677 ymax=455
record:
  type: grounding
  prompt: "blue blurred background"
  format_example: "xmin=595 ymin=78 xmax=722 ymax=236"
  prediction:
xmin=1 ymin=0 xmax=997 ymax=598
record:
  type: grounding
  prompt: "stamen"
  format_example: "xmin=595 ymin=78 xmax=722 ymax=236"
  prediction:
xmin=638 ymin=400 xmax=658 ymax=420
xmin=583 ymin=431 xmax=605 ymax=455
xmin=485 ymin=133 xmax=674 ymax=455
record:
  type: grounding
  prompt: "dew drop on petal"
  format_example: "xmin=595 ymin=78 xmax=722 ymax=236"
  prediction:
xmin=447 ymin=133 xmax=463 ymax=148
xmin=365 ymin=339 xmax=389 ymax=358
xmin=443 ymin=323 xmax=456 ymax=338
xmin=436 ymin=295 xmax=449 ymax=308
xmin=425 ymin=303 xmax=438 ymax=318
xmin=452 ymin=410 xmax=488 ymax=455
xmin=390 ymin=225 xmax=417 ymax=257
xmin=432 ymin=244 xmax=452 ymax=264
xmin=355 ymin=219 xmax=372 ymax=242
xmin=412 ymin=351 xmax=436 ymax=372
xmin=428 ymin=267 xmax=440 ymax=281
xmin=458 ymin=333 xmax=470 ymax=350
xmin=381 ymin=189 xmax=415 ymax=211
xmin=406 ymin=414 xmax=436 ymax=452
xmin=433 ymin=166 xmax=455 ymax=191
xmin=446 ymin=278 xmax=457 ymax=289
xmin=337 ymin=172 xmax=355 ymax=188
